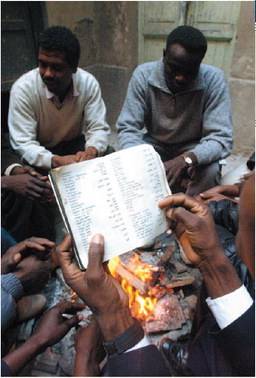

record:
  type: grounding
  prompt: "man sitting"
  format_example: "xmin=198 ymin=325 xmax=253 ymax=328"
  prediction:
xmin=8 ymin=26 xmax=110 ymax=172
xmin=117 ymin=26 xmax=233 ymax=195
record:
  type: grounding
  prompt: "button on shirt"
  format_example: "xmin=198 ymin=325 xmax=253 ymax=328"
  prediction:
xmin=8 ymin=68 xmax=110 ymax=170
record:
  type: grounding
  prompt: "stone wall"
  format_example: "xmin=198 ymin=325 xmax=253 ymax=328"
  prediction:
xmin=45 ymin=1 xmax=138 ymax=130
xmin=229 ymin=2 xmax=255 ymax=154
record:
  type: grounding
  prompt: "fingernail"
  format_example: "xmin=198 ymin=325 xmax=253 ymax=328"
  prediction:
xmin=91 ymin=234 xmax=103 ymax=244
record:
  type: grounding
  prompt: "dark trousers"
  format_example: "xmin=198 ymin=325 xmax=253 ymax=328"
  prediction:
xmin=143 ymin=134 xmax=221 ymax=196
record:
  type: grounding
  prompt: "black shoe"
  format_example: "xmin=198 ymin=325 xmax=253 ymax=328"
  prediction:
xmin=160 ymin=337 xmax=191 ymax=376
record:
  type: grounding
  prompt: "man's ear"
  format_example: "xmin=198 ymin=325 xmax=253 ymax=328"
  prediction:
xmin=163 ymin=48 xmax=166 ymax=58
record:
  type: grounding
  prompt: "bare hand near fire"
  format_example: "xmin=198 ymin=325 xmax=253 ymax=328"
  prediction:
xmin=159 ymin=193 xmax=224 ymax=265
xmin=58 ymin=234 xmax=128 ymax=315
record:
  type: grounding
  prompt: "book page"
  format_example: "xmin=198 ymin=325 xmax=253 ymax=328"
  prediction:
xmin=50 ymin=145 xmax=171 ymax=268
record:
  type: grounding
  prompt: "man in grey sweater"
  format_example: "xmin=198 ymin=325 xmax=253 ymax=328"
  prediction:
xmin=117 ymin=26 xmax=233 ymax=195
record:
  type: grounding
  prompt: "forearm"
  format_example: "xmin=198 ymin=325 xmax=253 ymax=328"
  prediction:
xmin=199 ymin=250 xmax=241 ymax=299
xmin=190 ymin=139 xmax=229 ymax=165
xmin=74 ymin=352 xmax=99 ymax=377
xmin=2 ymin=334 xmax=44 ymax=375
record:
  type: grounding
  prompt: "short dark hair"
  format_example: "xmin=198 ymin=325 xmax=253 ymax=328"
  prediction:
xmin=166 ymin=26 xmax=207 ymax=61
xmin=38 ymin=26 xmax=80 ymax=69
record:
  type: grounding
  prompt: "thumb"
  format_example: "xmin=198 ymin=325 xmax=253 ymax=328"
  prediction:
xmin=87 ymin=234 xmax=105 ymax=277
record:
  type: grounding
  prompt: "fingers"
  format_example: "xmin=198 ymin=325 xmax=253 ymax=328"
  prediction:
xmin=87 ymin=234 xmax=105 ymax=280
xmin=12 ymin=252 xmax=22 ymax=264
xmin=159 ymin=193 xmax=203 ymax=215
xmin=166 ymin=206 xmax=199 ymax=232
xmin=57 ymin=300 xmax=85 ymax=314
xmin=64 ymin=314 xmax=80 ymax=328
xmin=28 ymin=237 xmax=55 ymax=248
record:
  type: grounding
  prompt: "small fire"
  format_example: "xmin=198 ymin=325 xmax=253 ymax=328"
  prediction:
xmin=108 ymin=254 xmax=158 ymax=321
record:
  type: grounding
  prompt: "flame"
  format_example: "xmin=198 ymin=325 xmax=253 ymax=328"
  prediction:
xmin=108 ymin=255 xmax=158 ymax=321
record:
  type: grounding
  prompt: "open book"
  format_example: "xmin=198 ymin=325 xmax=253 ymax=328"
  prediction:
xmin=49 ymin=144 xmax=171 ymax=269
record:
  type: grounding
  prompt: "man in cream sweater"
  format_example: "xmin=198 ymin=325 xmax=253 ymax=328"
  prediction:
xmin=8 ymin=26 xmax=110 ymax=171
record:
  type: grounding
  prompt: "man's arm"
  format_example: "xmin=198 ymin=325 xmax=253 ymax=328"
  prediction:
xmin=1 ymin=274 xmax=24 ymax=332
xmin=116 ymin=67 xmax=149 ymax=149
xmin=2 ymin=302 xmax=83 ymax=376
xmin=190 ymin=69 xmax=233 ymax=165
xmin=8 ymin=84 xmax=54 ymax=170
xmin=82 ymin=78 xmax=110 ymax=156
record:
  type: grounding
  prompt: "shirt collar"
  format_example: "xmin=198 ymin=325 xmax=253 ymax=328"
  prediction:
xmin=44 ymin=73 xmax=80 ymax=99
xmin=148 ymin=59 xmax=205 ymax=95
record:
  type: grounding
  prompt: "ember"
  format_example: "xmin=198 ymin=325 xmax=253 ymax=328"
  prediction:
xmin=108 ymin=255 xmax=158 ymax=321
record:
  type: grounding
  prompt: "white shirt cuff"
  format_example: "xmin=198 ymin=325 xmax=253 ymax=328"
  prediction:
xmin=125 ymin=335 xmax=151 ymax=353
xmin=4 ymin=163 xmax=23 ymax=176
xmin=206 ymin=285 xmax=253 ymax=330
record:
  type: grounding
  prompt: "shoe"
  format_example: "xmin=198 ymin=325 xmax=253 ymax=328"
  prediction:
xmin=16 ymin=294 xmax=47 ymax=322
xmin=160 ymin=337 xmax=191 ymax=375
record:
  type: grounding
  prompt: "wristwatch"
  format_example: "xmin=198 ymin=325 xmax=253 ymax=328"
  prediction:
xmin=103 ymin=318 xmax=144 ymax=356
xmin=183 ymin=155 xmax=193 ymax=167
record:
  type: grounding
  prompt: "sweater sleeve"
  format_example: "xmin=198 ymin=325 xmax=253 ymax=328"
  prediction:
xmin=190 ymin=69 xmax=233 ymax=165
xmin=116 ymin=67 xmax=149 ymax=149
xmin=8 ymin=83 xmax=53 ymax=170
xmin=1 ymin=274 xmax=24 ymax=332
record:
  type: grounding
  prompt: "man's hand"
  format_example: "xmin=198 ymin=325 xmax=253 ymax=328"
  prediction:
xmin=32 ymin=301 xmax=84 ymax=348
xmin=58 ymin=234 xmax=127 ymax=314
xmin=58 ymin=234 xmax=134 ymax=341
xmin=51 ymin=155 xmax=78 ymax=168
xmin=164 ymin=156 xmax=188 ymax=187
xmin=13 ymin=254 xmax=52 ymax=294
xmin=1 ymin=237 xmax=55 ymax=274
xmin=1 ymin=174 xmax=52 ymax=200
xmin=198 ymin=184 xmax=240 ymax=204
xmin=75 ymin=147 xmax=98 ymax=162
xmin=159 ymin=193 xmax=223 ymax=265
xmin=2 ymin=301 xmax=84 ymax=376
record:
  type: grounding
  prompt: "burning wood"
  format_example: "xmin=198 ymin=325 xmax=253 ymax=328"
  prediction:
xmin=113 ymin=262 xmax=149 ymax=295
xmin=108 ymin=251 xmax=198 ymax=327
xmin=165 ymin=275 xmax=195 ymax=289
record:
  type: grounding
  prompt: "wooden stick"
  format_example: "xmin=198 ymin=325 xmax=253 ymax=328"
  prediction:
xmin=166 ymin=276 xmax=194 ymax=289
xmin=115 ymin=263 xmax=149 ymax=295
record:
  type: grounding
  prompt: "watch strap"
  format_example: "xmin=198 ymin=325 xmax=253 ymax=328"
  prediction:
xmin=103 ymin=318 xmax=144 ymax=356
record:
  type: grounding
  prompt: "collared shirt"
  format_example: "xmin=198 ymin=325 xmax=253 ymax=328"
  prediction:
xmin=116 ymin=60 xmax=233 ymax=165
xmin=206 ymin=284 xmax=253 ymax=329
xmin=8 ymin=68 xmax=110 ymax=170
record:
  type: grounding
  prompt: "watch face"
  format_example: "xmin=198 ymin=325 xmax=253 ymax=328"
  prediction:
xmin=185 ymin=157 xmax=193 ymax=165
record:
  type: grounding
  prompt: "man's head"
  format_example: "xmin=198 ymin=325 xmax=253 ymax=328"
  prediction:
xmin=38 ymin=26 xmax=80 ymax=97
xmin=236 ymin=172 xmax=255 ymax=278
xmin=163 ymin=26 xmax=207 ymax=93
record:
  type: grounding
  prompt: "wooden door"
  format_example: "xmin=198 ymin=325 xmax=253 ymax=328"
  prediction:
xmin=138 ymin=1 xmax=241 ymax=76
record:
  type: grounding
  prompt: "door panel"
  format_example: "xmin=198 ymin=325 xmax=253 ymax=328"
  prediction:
xmin=1 ymin=2 xmax=44 ymax=91
xmin=138 ymin=1 xmax=241 ymax=76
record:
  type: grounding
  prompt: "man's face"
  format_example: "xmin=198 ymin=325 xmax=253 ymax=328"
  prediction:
xmin=163 ymin=43 xmax=201 ymax=93
xmin=38 ymin=48 xmax=75 ymax=97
